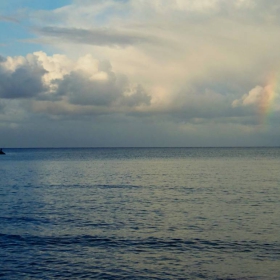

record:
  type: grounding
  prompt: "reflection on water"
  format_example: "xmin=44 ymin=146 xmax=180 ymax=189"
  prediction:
xmin=0 ymin=148 xmax=279 ymax=279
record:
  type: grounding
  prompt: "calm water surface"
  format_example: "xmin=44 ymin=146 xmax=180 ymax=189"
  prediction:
xmin=0 ymin=148 xmax=279 ymax=279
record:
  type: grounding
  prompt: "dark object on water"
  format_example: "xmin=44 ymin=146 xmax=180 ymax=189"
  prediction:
xmin=0 ymin=148 xmax=5 ymax=155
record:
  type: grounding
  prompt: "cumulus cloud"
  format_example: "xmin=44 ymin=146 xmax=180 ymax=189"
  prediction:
xmin=120 ymin=85 xmax=151 ymax=107
xmin=57 ymin=72 xmax=151 ymax=107
xmin=232 ymin=86 xmax=264 ymax=107
xmin=0 ymin=54 xmax=46 ymax=99
xmin=232 ymin=85 xmax=278 ymax=110
xmin=0 ymin=52 xmax=151 ymax=117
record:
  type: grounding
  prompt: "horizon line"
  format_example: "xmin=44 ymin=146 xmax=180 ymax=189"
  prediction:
xmin=1 ymin=146 xmax=280 ymax=149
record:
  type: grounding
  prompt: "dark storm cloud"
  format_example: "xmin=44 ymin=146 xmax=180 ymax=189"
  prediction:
xmin=0 ymin=64 xmax=46 ymax=99
xmin=36 ymin=26 xmax=152 ymax=47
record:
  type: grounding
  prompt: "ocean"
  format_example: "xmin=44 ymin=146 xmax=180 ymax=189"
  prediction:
xmin=0 ymin=147 xmax=279 ymax=279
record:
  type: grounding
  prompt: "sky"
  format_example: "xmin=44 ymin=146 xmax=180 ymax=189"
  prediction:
xmin=0 ymin=0 xmax=280 ymax=147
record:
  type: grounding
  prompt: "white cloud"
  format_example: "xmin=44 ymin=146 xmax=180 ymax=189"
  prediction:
xmin=232 ymin=84 xmax=279 ymax=114
xmin=232 ymin=86 xmax=264 ymax=107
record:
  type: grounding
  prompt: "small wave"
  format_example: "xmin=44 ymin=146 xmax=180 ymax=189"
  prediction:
xmin=0 ymin=216 xmax=51 ymax=224
xmin=97 ymin=184 xmax=142 ymax=189
xmin=1 ymin=233 xmax=279 ymax=257
xmin=43 ymin=184 xmax=143 ymax=190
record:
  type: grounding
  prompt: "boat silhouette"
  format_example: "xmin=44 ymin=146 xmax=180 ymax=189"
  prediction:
xmin=0 ymin=149 xmax=5 ymax=155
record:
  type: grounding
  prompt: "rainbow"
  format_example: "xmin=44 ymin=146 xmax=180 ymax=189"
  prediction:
xmin=258 ymin=73 xmax=278 ymax=127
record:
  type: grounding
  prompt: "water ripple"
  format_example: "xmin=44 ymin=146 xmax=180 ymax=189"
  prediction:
xmin=1 ymin=233 xmax=279 ymax=258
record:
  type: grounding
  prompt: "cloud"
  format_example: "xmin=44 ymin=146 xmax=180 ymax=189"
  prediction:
xmin=35 ymin=26 xmax=153 ymax=47
xmin=232 ymin=85 xmax=279 ymax=111
xmin=0 ymin=52 xmax=151 ymax=117
xmin=41 ymin=0 xmax=277 ymax=25
xmin=232 ymin=86 xmax=264 ymax=107
xmin=0 ymin=54 xmax=46 ymax=99
xmin=57 ymin=72 xmax=151 ymax=107
xmin=0 ymin=15 xmax=19 ymax=23
xmin=1 ymin=0 xmax=280 ymax=146
xmin=120 ymin=85 xmax=151 ymax=107
xmin=0 ymin=100 xmax=5 ymax=113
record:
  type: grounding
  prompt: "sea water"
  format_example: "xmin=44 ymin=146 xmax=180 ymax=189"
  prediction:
xmin=0 ymin=148 xmax=279 ymax=279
